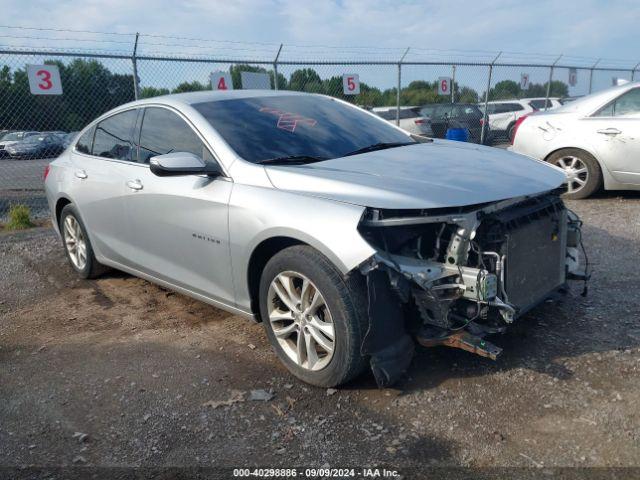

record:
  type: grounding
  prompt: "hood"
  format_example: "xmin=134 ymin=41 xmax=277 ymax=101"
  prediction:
xmin=264 ymin=140 xmax=565 ymax=209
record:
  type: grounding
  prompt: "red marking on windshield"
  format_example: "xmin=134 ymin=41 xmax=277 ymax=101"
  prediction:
xmin=260 ymin=107 xmax=317 ymax=132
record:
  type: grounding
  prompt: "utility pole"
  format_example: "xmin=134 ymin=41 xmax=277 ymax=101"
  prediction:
xmin=481 ymin=51 xmax=501 ymax=145
xmin=132 ymin=32 xmax=140 ymax=100
xmin=396 ymin=47 xmax=410 ymax=126
xmin=273 ymin=43 xmax=283 ymax=90
xmin=545 ymin=54 xmax=562 ymax=110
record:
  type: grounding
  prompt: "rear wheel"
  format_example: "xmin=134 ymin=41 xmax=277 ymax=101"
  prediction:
xmin=259 ymin=245 xmax=368 ymax=387
xmin=547 ymin=148 xmax=602 ymax=199
xmin=59 ymin=204 xmax=107 ymax=279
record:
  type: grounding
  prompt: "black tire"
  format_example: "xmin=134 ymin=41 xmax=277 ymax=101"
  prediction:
xmin=59 ymin=204 xmax=107 ymax=279
xmin=507 ymin=122 xmax=516 ymax=142
xmin=259 ymin=245 xmax=368 ymax=387
xmin=547 ymin=148 xmax=602 ymax=200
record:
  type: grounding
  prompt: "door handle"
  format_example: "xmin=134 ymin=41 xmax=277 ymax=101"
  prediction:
xmin=74 ymin=170 xmax=87 ymax=179
xmin=597 ymin=128 xmax=621 ymax=135
xmin=126 ymin=179 xmax=143 ymax=191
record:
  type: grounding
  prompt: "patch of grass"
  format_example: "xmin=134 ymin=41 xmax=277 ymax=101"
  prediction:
xmin=5 ymin=204 xmax=35 ymax=231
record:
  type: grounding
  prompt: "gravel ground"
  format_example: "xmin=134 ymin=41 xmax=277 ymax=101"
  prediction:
xmin=1 ymin=192 xmax=639 ymax=477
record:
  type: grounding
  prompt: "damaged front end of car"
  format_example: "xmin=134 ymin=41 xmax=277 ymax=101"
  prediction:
xmin=356 ymin=189 xmax=588 ymax=387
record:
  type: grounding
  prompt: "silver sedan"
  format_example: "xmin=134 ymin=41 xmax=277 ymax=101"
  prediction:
xmin=45 ymin=90 xmax=586 ymax=387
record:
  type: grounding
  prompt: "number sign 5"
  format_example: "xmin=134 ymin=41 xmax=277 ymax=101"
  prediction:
xmin=342 ymin=74 xmax=360 ymax=95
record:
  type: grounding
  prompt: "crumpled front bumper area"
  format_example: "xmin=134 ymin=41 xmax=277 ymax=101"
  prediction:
xmin=356 ymin=190 xmax=588 ymax=387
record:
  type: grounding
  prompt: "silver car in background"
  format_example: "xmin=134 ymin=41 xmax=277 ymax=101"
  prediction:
xmin=45 ymin=90 xmax=586 ymax=387
xmin=512 ymin=83 xmax=640 ymax=199
xmin=372 ymin=106 xmax=433 ymax=136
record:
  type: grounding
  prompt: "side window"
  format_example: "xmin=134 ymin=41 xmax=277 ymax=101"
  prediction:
xmin=138 ymin=107 xmax=214 ymax=164
xmin=594 ymin=88 xmax=640 ymax=117
xmin=92 ymin=110 xmax=137 ymax=161
xmin=75 ymin=127 xmax=94 ymax=154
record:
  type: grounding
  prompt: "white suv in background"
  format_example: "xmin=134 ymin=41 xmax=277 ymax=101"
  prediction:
xmin=372 ymin=106 xmax=433 ymax=136
xmin=480 ymin=98 xmax=563 ymax=141
xmin=480 ymin=101 xmax=534 ymax=140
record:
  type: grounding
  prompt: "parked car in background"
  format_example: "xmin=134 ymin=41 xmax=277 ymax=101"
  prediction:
xmin=511 ymin=82 xmax=640 ymax=199
xmin=5 ymin=133 xmax=65 ymax=159
xmin=0 ymin=130 xmax=39 ymax=157
xmin=45 ymin=90 xmax=584 ymax=387
xmin=478 ymin=100 xmax=534 ymax=141
xmin=522 ymin=97 xmax=563 ymax=111
xmin=62 ymin=131 xmax=80 ymax=149
xmin=372 ymin=106 xmax=432 ymax=136
xmin=560 ymin=96 xmax=583 ymax=104
xmin=419 ymin=103 xmax=489 ymax=144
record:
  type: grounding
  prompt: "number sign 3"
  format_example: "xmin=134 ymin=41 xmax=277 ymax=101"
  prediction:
xmin=27 ymin=65 xmax=63 ymax=95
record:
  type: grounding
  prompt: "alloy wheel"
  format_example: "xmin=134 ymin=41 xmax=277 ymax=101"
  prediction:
xmin=63 ymin=215 xmax=87 ymax=270
xmin=267 ymin=271 xmax=335 ymax=371
xmin=556 ymin=155 xmax=589 ymax=194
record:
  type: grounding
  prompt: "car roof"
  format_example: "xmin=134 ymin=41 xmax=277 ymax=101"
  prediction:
xmin=548 ymin=82 xmax=639 ymax=115
xmin=135 ymin=89 xmax=307 ymax=107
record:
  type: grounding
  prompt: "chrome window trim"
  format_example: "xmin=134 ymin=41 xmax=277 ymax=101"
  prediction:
xmin=71 ymin=103 xmax=230 ymax=178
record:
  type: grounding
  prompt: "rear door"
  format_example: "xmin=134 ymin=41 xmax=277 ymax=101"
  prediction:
xmin=69 ymin=109 xmax=139 ymax=264
xmin=583 ymin=87 xmax=640 ymax=185
xmin=121 ymin=106 xmax=235 ymax=304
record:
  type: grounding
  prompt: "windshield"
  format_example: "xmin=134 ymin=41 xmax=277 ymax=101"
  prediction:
xmin=193 ymin=95 xmax=413 ymax=163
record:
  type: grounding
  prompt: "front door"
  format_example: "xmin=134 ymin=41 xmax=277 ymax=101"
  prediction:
xmin=120 ymin=106 xmax=235 ymax=304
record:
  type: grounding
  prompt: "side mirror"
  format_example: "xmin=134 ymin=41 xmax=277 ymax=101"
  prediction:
xmin=149 ymin=152 xmax=222 ymax=177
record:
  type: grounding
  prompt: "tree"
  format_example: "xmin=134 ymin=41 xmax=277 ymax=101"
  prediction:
xmin=172 ymin=80 xmax=208 ymax=93
xmin=0 ymin=58 xmax=135 ymax=131
xmin=140 ymin=86 xmax=170 ymax=98
xmin=488 ymin=80 xmax=520 ymax=100
xmin=287 ymin=68 xmax=324 ymax=93
xmin=487 ymin=79 xmax=569 ymax=100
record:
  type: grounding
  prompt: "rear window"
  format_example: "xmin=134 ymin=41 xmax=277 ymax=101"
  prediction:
xmin=75 ymin=128 xmax=94 ymax=154
xmin=193 ymin=96 xmax=411 ymax=163
xmin=529 ymin=99 xmax=551 ymax=110
xmin=92 ymin=109 xmax=137 ymax=161
xmin=422 ymin=104 xmax=481 ymax=119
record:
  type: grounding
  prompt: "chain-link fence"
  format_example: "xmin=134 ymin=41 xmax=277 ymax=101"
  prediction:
xmin=1 ymin=36 xmax=638 ymax=221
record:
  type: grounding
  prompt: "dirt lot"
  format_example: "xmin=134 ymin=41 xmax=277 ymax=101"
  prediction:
xmin=1 ymin=193 xmax=639 ymax=476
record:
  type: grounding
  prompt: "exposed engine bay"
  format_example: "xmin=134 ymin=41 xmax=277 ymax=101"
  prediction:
xmin=356 ymin=189 xmax=588 ymax=387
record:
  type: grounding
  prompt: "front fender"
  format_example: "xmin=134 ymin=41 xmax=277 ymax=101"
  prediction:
xmin=229 ymin=183 xmax=375 ymax=310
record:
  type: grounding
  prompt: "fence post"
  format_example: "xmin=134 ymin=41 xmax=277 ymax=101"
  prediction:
xmin=396 ymin=48 xmax=410 ymax=126
xmin=132 ymin=32 xmax=140 ymax=100
xmin=588 ymin=58 xmax=600 ymax=94
xmin=545 ymin=54 xmax=562 ymax=110
xmin=632 ymin=61 xmax=640 ymax=82
xmin=481 ymin=51 xmax=501 ymax=145
xmin=273 ymin=43 xmax=283 ymax=90
xmin=451 ymin=65 xmax=456 ymax=103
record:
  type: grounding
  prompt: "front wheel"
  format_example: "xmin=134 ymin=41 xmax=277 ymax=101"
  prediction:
xmin=259 ymin=245 xmax=368 ymax=387
xmin=547 ymin=148 xmax=602 ymax=199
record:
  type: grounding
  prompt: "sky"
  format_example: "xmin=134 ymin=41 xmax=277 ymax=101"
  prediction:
xmin=0 ymin=0 xmax=638 ymax=94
